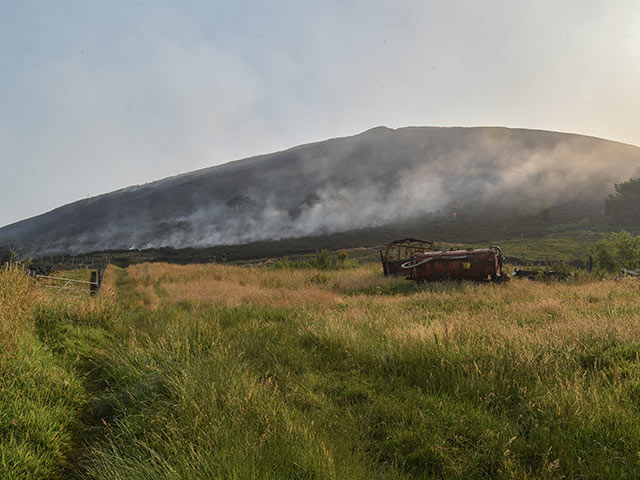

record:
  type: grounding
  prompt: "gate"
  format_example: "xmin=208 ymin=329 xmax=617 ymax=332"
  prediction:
xmin=35 ymin=265 xmax=106 ymax=297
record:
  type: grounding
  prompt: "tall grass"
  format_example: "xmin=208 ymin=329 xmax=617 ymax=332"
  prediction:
xmin=0 ymin=265 xmax=94 ymax=479
xmin=0 ymin=263 xmax=37 ymax=349
xmin=72 ymin=264 xmax=640 ymax=478
xmin=5 ymin=261 xmax=640 ymax=478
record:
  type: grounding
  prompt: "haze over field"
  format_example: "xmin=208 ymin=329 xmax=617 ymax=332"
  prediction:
xmin=2 ymin=126 xmax=640 ymax=255
xmin=2 ymin=1 xmax=640 ymax=230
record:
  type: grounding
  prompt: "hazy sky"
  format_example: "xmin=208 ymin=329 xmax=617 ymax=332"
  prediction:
xmin=1 ymin=1 xmax=639 ymax=227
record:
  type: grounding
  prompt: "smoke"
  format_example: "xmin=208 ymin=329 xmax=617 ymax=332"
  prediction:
xmin=3 ymin=126 xmax=640 ymax=256
xmin=145 ymin=129 xmax=637 ymax=251
xmin=153 ymin=173 xmax=448 ymax=249
xmin=3 ymin=1 xmax=640 ymax=231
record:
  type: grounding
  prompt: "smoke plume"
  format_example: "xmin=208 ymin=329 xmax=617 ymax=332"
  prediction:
xmin=1 ymin=126 xmax=639 ymax=255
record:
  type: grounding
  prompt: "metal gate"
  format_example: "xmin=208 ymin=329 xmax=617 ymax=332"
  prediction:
xmin=35 ymin=265 xmax=106 ymax=297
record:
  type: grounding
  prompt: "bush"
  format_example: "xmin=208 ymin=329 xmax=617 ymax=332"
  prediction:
xmin=311 ymin=249 xmax=352 ymax=269
xmin=549 ymin=261 xmax=575 ymax=274
xmin=590 ymin=231 xmax=640 ymax=273
xmin=605 ymin=177 xmax=640 ymax=225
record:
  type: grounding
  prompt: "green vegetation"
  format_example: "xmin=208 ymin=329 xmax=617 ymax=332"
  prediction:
xmin=605 ymin=177 xmax=640 ymax=226
xmin=268 ymin=250 xmax=357 ymax=270
xmin=481 ymin=230 xmax=608 ymax=262
xmin=5 ymin=259 xmax=640 ymax=478
xmin=590 ymin=230 xmax=640 ymax=273
xmin=0 ymin=265 xmax=89 ymax=479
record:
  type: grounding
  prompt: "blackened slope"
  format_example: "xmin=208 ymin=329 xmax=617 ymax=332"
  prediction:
xmin=1 ymin=126 xmax=640 ymax=254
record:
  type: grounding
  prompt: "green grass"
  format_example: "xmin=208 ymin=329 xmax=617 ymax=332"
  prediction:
xmin=0 ymin=265 xmax=94 ymax=479
xmin=0 ymin=331 xmax=86 ymax=479
xmin=482 ymin=230 xmax=609 ymax=262
xmin=5 ymin=261 xmax=640 ymax=478
xmin=76 ymin=296 xmax=640 ymax=478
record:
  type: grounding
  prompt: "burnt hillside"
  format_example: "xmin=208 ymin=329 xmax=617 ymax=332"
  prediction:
xmin=2 ymin=126 xmax=640 ymax=255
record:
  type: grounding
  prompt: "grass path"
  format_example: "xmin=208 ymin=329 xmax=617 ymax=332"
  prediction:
xmin=31 ymin=301 xmax=114 ymax=479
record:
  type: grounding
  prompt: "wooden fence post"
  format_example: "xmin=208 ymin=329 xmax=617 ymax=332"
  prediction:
xmin=90 ymin=271 xmax=98 ymax=296
xmin=89 ymin=266 xmax=106 ymax=297
xmin=97 ymin=265 xmax=105 ymax=297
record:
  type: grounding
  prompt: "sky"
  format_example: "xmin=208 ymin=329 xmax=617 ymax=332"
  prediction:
xmin=1 ymin=0 xmax=639 ymax=227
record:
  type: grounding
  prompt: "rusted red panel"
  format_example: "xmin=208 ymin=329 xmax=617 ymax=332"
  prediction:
xmin=402 ymin=247 xmax=506 ymax=282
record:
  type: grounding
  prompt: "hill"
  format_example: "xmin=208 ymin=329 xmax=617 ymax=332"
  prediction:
xmin=2 ymin=126 xmax=640 ymax=255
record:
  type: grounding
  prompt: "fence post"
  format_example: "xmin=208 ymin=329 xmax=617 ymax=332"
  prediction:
xmin=90 ymin=271 xmax=98 ymax=296
xmin=97 ymin=265 xmax=105 ymax=297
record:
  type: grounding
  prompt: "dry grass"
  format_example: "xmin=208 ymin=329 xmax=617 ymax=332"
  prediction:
xmin=0 ymin=264 xmax=40 ymax=350
xmin=6 ymin=260 xmax=640 ymax=478
xmin=118 ymin=262 xmax=357 ymax=308
xmin=0 ymin=265 xmax=100 ymax=480
xmin=108 ymin=263 xmax=640 ymax=358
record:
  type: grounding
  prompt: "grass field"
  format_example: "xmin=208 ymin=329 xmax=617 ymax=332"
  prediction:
xmin=3 ymin=260 xmax=640 ymax=479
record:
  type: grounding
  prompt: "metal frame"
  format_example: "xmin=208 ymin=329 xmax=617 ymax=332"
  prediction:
xmin=35 ymin=273 xmax=101 ymax=296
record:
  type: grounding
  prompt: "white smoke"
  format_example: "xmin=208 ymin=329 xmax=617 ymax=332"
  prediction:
xmin=5 ymin=127 xmax=640 ymax=255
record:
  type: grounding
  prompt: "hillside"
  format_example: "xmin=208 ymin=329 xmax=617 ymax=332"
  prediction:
xmin=2 ymin=126 xmax=640 ymax=255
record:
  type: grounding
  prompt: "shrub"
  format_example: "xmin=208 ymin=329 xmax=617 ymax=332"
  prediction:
xmin=590 ymin=231 xmax=640 ymax=273
xmin=311 ymin=249 xmax=353 ymax=270
xmin=605 ymin=177 xmax=640 ymax=225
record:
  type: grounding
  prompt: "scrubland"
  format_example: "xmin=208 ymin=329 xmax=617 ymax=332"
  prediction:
xmin=3 ymin=261 xmax=640 ymax=479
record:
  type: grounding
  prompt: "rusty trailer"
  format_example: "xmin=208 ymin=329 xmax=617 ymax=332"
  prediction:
xmin=400 ymin=246 xmax=506 ymax=282
xmin=380 ymin=238 xmax=435 ymax=276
